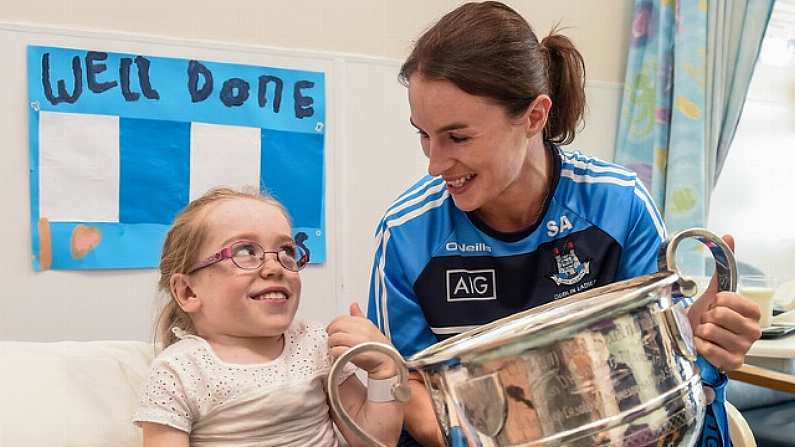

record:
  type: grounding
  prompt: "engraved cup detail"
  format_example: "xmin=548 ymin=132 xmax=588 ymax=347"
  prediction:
xmin=454 ymin=372 xmax=507 ymax=438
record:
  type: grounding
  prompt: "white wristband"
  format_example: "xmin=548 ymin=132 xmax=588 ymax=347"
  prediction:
xmin=367 ymin=375 xmax=399 ymax=402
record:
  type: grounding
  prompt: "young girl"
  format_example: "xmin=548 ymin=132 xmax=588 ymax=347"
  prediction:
xmin=133 ymin=187 xmax=403 ymax=447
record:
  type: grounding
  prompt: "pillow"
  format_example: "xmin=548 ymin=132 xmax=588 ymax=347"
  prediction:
xmin=0 ymin=341 xmax=155 ymax=447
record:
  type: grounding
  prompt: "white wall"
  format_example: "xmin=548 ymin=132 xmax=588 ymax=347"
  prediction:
xmin=1 ymin=1 xmax=633 ymax=84
xmin=0 ymin=1 xmax=631 ymax=342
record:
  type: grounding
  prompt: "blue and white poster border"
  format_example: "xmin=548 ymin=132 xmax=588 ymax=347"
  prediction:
xmin=27 ymin=45 xmax=326 ymax=270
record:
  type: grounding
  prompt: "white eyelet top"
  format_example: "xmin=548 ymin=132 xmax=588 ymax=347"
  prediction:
xmin=133 ymin=320 xmax=357 ymax=447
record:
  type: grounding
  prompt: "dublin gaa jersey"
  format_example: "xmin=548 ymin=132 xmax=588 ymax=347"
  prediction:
xmin=367 ymin=145 xmax=667 ymax=358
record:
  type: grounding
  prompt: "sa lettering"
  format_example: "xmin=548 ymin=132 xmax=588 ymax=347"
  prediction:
xmin=547 ymin=215 xmax=573 ymax=237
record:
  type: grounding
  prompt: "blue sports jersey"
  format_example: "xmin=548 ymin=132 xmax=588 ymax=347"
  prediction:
xmin=367 ymin=144 xmax=730 ymax=446
xmin=368 ymin=145 xmax=666 ymax=356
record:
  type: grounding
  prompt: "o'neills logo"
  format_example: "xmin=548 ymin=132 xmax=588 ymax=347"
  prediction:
xmin=445 ymin=241 xmax=492 ymax=253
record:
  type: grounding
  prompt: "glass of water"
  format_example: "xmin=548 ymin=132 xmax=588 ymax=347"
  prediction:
xmin=739 ymin=275 xmax=777 ymax=328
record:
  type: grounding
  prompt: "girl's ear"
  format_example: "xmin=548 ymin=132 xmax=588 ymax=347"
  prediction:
xmin=523 ymin=94 xmax=552 ymax=138
xmin=170 ymin=273 xmax=201 ymax=313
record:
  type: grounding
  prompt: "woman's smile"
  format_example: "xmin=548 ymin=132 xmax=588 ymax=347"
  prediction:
xmin=445 ymin=173 xmax=477 ymax=195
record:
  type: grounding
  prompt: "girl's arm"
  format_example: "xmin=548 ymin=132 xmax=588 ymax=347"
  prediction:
xmin=327 ymin=303 xmax=404 ymax=447
xmin=140 ymin=422 xmax=189 ymax=447
xmin=333 ymin=372 xmax=404 ymax=447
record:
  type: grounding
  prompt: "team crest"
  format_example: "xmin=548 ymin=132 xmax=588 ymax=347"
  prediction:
xmin=550 ymin=241 xmax=590 ymax=286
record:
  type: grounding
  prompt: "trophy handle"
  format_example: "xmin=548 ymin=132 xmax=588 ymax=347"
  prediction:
xmin=657 ymin=227 xmax=737 ymax=297
xmin=327 ymin=342 xmax=411 ymax=447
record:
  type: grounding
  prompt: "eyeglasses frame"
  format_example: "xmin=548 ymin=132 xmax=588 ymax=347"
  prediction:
xmin=186 ymin=241 xmax=309 ymax=275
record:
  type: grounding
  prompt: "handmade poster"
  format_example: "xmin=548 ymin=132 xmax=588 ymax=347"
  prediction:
xmin=27 ymin=45 xmax=326 ymax=270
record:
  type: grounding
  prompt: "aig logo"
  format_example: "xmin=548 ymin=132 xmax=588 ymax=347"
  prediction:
xmin=446 ymin=269 xmax=497 ymax=302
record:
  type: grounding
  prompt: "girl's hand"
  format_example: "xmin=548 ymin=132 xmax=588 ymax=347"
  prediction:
xmin=327 ymin=303 xmax=398 ymax=379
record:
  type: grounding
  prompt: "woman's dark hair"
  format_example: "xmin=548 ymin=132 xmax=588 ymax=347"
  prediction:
xmin=399 ymin=1 xmax=586 ymax=145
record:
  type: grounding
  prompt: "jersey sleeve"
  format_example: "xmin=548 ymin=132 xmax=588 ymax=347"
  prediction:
xmin=132 ymin=356 xmax=194 ymax=432
xmin=367 ymin=220 xmax=438 ymax=358
xmin=616 ymin=180 xmax=667 ymax=281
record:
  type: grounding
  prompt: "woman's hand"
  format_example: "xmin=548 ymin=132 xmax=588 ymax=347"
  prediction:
xmin=687 ymin=234 xmax=762 ymax=371
xmin=326 ymin=303 xmax=397 ymax=379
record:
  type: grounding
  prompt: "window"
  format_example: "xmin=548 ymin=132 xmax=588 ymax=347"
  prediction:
xmin=707 ymin=0 xmax=795 ymax=299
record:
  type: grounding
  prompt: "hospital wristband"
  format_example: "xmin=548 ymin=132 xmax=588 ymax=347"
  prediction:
xmin=367 ymin=375 xmax=400 ymax=402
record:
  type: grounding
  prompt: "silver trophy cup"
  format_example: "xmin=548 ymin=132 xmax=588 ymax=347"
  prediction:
xmin=329 ymin=228 xmax=735 ymax=447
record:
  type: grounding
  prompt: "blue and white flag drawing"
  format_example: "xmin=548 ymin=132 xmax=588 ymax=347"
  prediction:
xmin=28 ymin=45 xmax=326 ymax=270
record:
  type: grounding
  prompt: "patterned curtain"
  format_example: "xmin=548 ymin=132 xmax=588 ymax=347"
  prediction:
xmin=615 ymin=0 xmax=708 ymax=234
xmin=615 ymin=0 xmax=775 ymax=234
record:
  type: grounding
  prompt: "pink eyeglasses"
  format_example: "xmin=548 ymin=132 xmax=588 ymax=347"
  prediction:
xmin=187 ymin=241 xmax=309 ymax=274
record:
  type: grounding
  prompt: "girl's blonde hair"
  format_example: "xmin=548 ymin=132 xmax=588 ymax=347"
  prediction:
xmin=154 ymin=186 xmax=290 ymax=348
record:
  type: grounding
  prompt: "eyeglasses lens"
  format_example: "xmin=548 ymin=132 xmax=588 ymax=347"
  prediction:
xmin=231 ymin=243 xmax=263 ymax=269
xmin=231 ymin=242 xmax=308 ymax=272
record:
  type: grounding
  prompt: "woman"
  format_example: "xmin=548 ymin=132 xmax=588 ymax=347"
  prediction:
xmin=366 ymin=2 xmax=761 ymax=446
